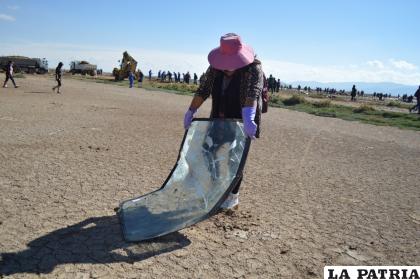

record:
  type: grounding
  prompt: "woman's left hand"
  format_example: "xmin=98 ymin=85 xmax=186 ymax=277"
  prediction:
xmin=242 ymin=107 xmax=257 ymax=139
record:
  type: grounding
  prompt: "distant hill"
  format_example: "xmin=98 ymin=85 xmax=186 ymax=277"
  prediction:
xmin=289 ymin=81 xmax=418 ymax=96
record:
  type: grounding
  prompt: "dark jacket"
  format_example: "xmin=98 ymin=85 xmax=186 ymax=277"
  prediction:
xmin=55 ymin=66 xmax=62 ymax=79
xmin=195 ymin=60 xmax=264 ymax=137
xmin=6 ymin=63 xmax=13 ymax=76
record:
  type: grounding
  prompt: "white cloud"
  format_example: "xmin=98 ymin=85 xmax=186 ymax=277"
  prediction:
xmin=262 ymin=58 xmax=420 ymax=85
xmin=0 ymin=14 xmax=15 ymax=21
xmin=367 ymin=60 xmax=384 ymax=69
xmin=390 ymin=59 xmax=417 ymax=71
xmin=7 ymin=5 xmax=19 ymax=10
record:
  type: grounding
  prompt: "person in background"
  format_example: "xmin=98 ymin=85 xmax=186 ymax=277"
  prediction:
xmin=185 ymin=72 xmax=191 ymax=84
xmin=409 ymin=85 xmax=420 ymax=114
xmin=267 ymin=74 xmax=275 ymax=93
xmin=128 ymin=71 xmax=135 ymax=88
xmin=148 ymin=69 xmax=152 ymax=81
xmin=138 ymin=70 xmax=144 ymax=88
xmin=193 ymin=73 xmax=198 ymax=85
xmin=351 ymin=85 xmax=357 ymax=101
xmin=52 ymin=62 xmax=63 ymax=93
xmin=183 ymin=33 xmax=264 ymax=209
xmin=2 ymin=60 xmax=19 ymax=88
xmin=167 ymin=71 xmax=173 ymax=82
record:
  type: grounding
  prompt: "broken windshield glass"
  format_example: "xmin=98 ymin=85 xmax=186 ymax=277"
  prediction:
xmin=118 ymin=119 xmax=250 ymax=242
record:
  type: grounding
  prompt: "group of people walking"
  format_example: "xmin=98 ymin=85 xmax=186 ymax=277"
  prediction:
xmin=2 ymin=60 xmax=63 ymax=93
xmin=128 ymin=70 xmax=144 ymax=88
xmin=156 ymin=70 xmax=200 ymax=85
xmin=267 ymin=74 xmax=281 ymax=93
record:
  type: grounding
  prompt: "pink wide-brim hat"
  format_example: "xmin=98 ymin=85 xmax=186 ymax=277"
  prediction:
xmin=208 ymin=33 xmax=255 ymax=71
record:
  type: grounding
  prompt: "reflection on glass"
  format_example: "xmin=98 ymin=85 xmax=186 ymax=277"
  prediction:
xmin=119 ymin=119 xmax=247 ymax=241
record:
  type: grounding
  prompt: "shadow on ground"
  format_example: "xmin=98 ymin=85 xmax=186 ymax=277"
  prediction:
xmin=0 ymin=215 xmax=191 ymax=276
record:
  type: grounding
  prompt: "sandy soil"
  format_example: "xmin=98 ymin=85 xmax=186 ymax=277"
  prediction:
xmin=0 ymin=75 xmax=419 ymax=278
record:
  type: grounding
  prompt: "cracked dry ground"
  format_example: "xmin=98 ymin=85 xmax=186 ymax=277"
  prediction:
xmin=0 ymin=75 xmax=419 ymax=279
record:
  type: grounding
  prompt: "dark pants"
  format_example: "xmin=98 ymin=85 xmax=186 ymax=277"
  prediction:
xmin=4 ymin=74 xmax=16 ymax=87
xmin=410 ymin=102 xmax=420 ymax=113
xmin=53 ymin=77 xmax=61 ymax=91
xmin=204 ymin=121 xmax=245 ymax=195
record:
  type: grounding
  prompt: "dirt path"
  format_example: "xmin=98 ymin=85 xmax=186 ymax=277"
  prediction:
xmin=0 ymin=75 xmax=419 ymax=278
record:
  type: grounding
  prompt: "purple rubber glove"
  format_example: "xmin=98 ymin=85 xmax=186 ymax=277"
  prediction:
xmin=184 ymin=107 xmax=197 ymax=129
xmin=241 ymin=107 xmax=257 ymax=139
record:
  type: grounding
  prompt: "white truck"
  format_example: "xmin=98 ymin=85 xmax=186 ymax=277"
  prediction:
xmin=70 ymin=61 xmax=97 ymax=76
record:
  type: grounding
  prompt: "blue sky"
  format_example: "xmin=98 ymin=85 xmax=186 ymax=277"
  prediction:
xmin=1 ymin=0 xmax=419 ymax=85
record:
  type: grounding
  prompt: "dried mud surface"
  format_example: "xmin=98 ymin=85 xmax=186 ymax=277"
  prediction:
xmin=0 ymin=75 xmax=419 ymax=278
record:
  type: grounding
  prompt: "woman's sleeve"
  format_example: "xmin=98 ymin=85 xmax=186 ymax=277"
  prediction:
xmin=194 ymin=66 xmax=215 ymax=100
xmin=244 ymin=63 xmax=264 ymax=105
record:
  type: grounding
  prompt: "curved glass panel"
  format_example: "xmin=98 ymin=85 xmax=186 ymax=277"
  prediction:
xmin=118 ymin=119 xmax=249 ymax=241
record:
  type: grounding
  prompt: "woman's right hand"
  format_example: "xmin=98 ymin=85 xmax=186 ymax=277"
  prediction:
xmin=184 ymin=108 xmax=197 ymax=129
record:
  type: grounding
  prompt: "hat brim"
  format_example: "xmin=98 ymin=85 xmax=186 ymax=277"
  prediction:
xmin=208 ymin=44 xmax=255 ymax=71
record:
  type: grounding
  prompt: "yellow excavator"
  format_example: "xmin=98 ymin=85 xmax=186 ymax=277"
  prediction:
xmin=113 ymin=51 xmax=138 ymax=81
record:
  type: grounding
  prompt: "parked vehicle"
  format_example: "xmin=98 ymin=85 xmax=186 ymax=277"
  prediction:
xmin=69 ymin=61 xmax=97 ymax=76
xmin=112 ymin=51 xmax=138 ymax=81
xmin=0 ymin=56 xmax=48 ymax=74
